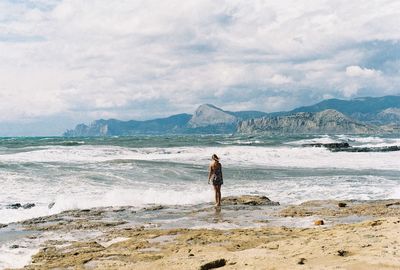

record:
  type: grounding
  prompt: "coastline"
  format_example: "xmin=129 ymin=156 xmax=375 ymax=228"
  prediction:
xmin=3 ymin=196 xmax=400 ymax=270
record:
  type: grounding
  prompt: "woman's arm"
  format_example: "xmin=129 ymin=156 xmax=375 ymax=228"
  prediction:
xmin=208 ymin=164 xmax=213 ymax=183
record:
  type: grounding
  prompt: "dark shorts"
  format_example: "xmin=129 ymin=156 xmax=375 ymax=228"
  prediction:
xmin=212 ymin=178 xmax=223 ymax=186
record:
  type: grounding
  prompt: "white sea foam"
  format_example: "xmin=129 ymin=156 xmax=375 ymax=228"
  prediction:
xmin=1 ymin=173 xmax=398 ymax=224
xmin=216 ymin=139 xmax=262 ymax=145
xmin=337 ymin=135 xmax=386 ymax=144
xmin=48 ymin=187 xmax=212 ymax=214
xmin=337 ymin=135 xmax=400 ymax=146
xmin=0 ymin=229 xmax=102 ymax=269
xmin=391 ymin=185 xmax=400 ymax=199
xmin=1 ymin=144 xmax=400 ymax=171
xmin=288 ymin=135 xmax=400 ymax=148
xmin=0 ymin=238 xmax=41 ymax=269
xmin=133 ymin=145 xmax=399 ymax=171
xmin=0 ymin=182 xmax=213 ymax=223
xmin=286 ymin=135 xmax=340 ymax=145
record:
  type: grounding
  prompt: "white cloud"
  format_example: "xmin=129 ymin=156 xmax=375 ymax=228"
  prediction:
xmin=342 ymin=83 xmax=361 ymax=98
xmin=345 ymin=66 xmax=380 ymax=77
xmin=0 ymin=0 xmax=400 ymax=134
xmin=269 ymin=74 xmax=293 ymax=85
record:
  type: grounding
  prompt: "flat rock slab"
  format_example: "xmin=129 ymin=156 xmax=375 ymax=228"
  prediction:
xmin=279 ymin=199 xmax=400 ymax=217
xmin=222 ymin=195 xmax=279 ymax=206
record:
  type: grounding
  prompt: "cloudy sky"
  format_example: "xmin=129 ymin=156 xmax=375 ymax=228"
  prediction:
xmin=1 ymin=0 xmax=400 ymax=135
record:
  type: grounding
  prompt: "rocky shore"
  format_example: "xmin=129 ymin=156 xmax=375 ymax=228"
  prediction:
xmin=301 ymin=142 xmax=400 ymax=152
xmin=4 ymin=196 xmax=400 ymax=270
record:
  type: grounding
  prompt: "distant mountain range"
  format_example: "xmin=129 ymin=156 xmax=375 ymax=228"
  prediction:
xmin=64 ymin=95 xmax=400 ymax=136
xmin=286 ymin=95 xmax=400 ymax=125
xmin=64 ymin=104 xmax=268 ymax=136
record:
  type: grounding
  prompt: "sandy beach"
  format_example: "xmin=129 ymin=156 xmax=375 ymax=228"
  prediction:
xmin=6 ymin=196 xmax=400 ymax=270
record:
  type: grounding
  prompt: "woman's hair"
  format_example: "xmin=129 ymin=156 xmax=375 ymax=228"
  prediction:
xmin=212 ymin=154 xmax=219 ymax=161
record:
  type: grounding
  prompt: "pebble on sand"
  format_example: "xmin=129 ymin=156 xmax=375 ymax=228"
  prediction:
xmin=337 ymin=250 xmax=348 ymax=257
xmin=200 ymin=258 xmax=227 ymax=270
xmin=298 ymin=258 xmax=306 ymax=265
xmin=314 ymin=220 xmax=324 ymax=226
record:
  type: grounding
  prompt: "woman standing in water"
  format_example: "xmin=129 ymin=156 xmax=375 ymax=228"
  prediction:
xmin=208 ymin=154 xmax=223 ymax=206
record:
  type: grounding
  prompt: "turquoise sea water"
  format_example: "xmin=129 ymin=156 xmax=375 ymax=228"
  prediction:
xmin=0 ymin=134 xmax=399 ymax=225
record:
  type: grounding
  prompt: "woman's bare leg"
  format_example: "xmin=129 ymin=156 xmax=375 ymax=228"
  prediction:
xmin=216 ymin=185 xmax=221 ymax=206
xmin=213 ymin=185 xmax=218 ymax=205
xmin=218 ymin=186 xmax=221 ymax=205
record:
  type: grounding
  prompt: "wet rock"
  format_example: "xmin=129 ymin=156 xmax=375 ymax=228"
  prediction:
xmin=386 ymin=201 xmax=400 ymax=207
xmin=26 ymin=219 xmax=128 ymax=231
xmin=6 ymin=203 xmax=22 ymax=209
xmin=144 ymin=205 xmax=164 ymax=211
xmin=21 ymin=216 xmax=62 ymax=225
xmin=279 ymin=199 xmax=400 ymax=218
xmin=302 ymin=142 xmax=350 ymax=149
xmin=256 ymin=219 xmax=270 ymax=224
xmin=112 ymin=208 xmax=126 ymax=212
xmin=361 ymin=244 xmax=372 ymax=248
xmin=6 ymin=203 xmax=35 ymax=209
xmin=9 ymin=244 xmax=25 ymax=249
xmin=369 ymin=220 xmax=383 ymax=227
xmin=302 ymin=143 xmax=400 ymax=153
xmin=31 ymin=241 xmax=105 ymax=266
xmin=23 ymin=203 xmax=35 ymax=209
xmin=60 ymin=208 xmax=105 ymax=218
xmin=45 ymin=239 xmax=69 ymax=246
xmin=297 ymin=258 xmax=306 ymax=265
xmin=222 ymin=195 xmax=279 ymax=206
xmin=314 ymin=220 xmax=324 ymax=226
xmin=200 ymin=258 xmax=227 ymax=270
xmin=338 ymin=202 xmax=347 ymax=208
xmin=265 ymin=243 xmax=279 ymax=250
xmin=333 ymin=145 xmax=400 ymax=153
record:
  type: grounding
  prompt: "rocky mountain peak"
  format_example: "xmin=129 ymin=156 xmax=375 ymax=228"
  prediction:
xmin=314 ymin=109 xmax=349 ymax=120
xmin=188 ymin=104 xmax=237 ymax=128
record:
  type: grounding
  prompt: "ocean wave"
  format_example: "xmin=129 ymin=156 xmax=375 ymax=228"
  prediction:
xmin=286 ymin=135 xmax=341 ymax=146
xmin=336 ymin=135 xmax=388 ymax=143
xmin=216 ymin=140 xmax=263 ymax=145
xmin=1 ymin=173 xmax=398 ymax=225
xmin=288 ymin=135 xmax=400 ymax=148
xmin=0 ymin=143 xmax=399 ymax=171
